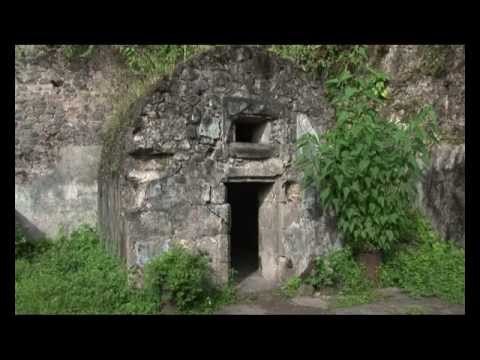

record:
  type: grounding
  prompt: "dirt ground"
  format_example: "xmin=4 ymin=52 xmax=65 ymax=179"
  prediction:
xmin=213 ymin=287 xmax=465 ymax=315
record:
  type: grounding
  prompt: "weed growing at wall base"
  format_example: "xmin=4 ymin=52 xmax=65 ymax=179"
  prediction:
xmin=306 ymin=247 xmax=376 ymax=307
xmin=296 ymin=49 xmax=439 ymax=253
xmin=144 ymin=246 xmax=236 ymax=313
xmin=280 ymin=276 xmax=302 ymax=298
xmin=379 ymin=213 xmax=465 ymax=304
xmin=15 ymin=225 xmax=158 ymax=314
xmin=15 ymin=225 xmax=236 ymax=314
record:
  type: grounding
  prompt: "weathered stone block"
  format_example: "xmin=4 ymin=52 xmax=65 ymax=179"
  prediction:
xmin=132 ymin=238 xmax=171 ymax=266
xmin=225 ymin=158 xmax=284 ymax=179
xmin=420 ymin=144 xmax=465 ymax=247
xmin=228 ymin=142 xmax=275 ymax=159
xmin=211 ymin=183 xmax=226 ymax=204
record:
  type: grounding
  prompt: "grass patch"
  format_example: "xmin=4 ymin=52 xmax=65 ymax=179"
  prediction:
xmin=15 ymin=225 xmax=157 ymax=314
xmin=379 ymin=239 xmax=464 ymax=304
xmin=15 ymin=225 xmax=236 ymax=314
xmin=278 ymin=212 xmax=465 ymax=309
xmin=379 ymin=211 xmax=465 ymax=304
xmin=305 ymin=247 xmax=376 ymax=307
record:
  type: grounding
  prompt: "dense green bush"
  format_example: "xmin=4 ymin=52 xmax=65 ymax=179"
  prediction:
xmin=15 ymin=225 xmax=48 ymax=259
xmin=307 ymin=247 xmax=373 ymax=293
xmin=15 ymin=226 xmax=236 ymax=314
xmin=380 ymin=214 xmax=465 ymax=304
xmin=296 ymin=57 xmax=438 ymax=253
xmin=280 ymin=276 xmax=302 ymax=297
xmin=144 ymin=246 xmax=235 ymax=313
xmin=15 ymin=225 xmax=157 ymax=314
xmin=303 ymin=213 xmax=465 ymax=306
xmin=304 ymin=247 xmax=375 ymax=307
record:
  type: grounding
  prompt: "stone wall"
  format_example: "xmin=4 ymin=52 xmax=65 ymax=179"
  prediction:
xmin=371 ymin=45 xmax=465 ymax=245
xmin=15 ymin=45 xmax=465 ymax=250
xmin=372 ymin=45 xmax=464 ymax=143
xmin=98 ymin=46 xmax=341 ymax=283
xmin=15 ymin=45 xmax=133 ymax=238
xmin=420 ymin=144 xmax=465 ymax=247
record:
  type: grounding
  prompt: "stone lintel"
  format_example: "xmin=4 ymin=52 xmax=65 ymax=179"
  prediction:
xmin=229 ymin=142 xmax=275 ymax=159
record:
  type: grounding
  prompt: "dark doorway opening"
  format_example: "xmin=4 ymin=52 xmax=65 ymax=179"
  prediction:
xmin=227 ymin=182 xmax=271 ymax=281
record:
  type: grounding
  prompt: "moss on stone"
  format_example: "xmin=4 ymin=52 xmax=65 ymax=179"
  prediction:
xmin=418 ymin=45 xmax=452 ymax=78
xmin=437 ymin=127 xmax=465 ymax=145
xmin=99 ymin=78 xmax=158 ymax=177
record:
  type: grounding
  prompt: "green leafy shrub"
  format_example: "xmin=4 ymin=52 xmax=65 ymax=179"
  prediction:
xmin=380 ymin=215 xmax=465 ymax=304
xmin=144 ymin=246 xmax=235 ymax=313
xmin=280 ymin=276 xmax=302 ymax=297
xmin=15 ymin=225 xmax=157 ymax=314
xmin=15 ymin=226 xmax=235 ymax=314
xmin=296 ymin=61 xmax=438 ymax=253
xmin=306 ymin=247 xmax=375 ymax=307
xmin=15 ymin=225 xmax=49 ymax=259
xmin=307 ymin=247 xmax=373 ymax=293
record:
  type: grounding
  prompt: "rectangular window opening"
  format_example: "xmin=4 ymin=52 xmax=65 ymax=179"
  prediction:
xmin=235 ymin=121 xmax=267 ymax=143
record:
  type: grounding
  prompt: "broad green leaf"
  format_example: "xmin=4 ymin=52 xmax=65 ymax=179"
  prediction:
xmin=365 ymin=177 xmax=372 ymax=188
xmin=359 ymin=159 xmax=369 ymax=171
xmin=338 ymin=69 xmax=352 ymax=83
xmin=386 ymin=230 xmax=394 ymax=242
xmin=335 ymin=175 xmax=344 ymax=188
xmin=344 ymin=87 xmax=356 ymax=99
xmin=325 ymin=78 xmax=339 ymax=85
xmin=320 ymin=189 xmax=330 ymax=203
xmin=352 ymin=182 xmax=360 ymax=193
xmin=337 ymin=111 xmax=349 ymax=123
xmin=333 ymin=199 xmax=340 ymax=212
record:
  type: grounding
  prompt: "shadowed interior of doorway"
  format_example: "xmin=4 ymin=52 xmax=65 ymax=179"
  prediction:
xmin=227 ymin=182 xmax=272 ymax=283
